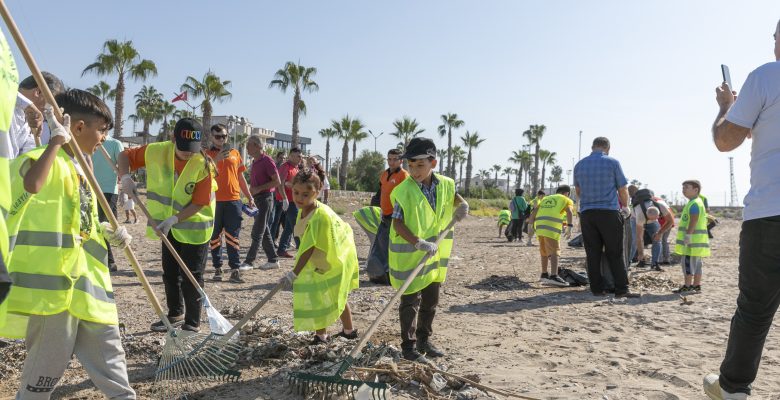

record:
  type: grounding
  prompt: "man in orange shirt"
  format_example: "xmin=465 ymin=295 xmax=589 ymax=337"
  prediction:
xmin=206 ymin=124 xmax=253 ymax=283
xmin=365 ymin=148 xmax=409 ymax=284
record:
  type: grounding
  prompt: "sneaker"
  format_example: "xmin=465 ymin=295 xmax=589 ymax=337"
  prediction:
xmin=259 ymin=261 xmax=280 ymax=270
xmin=151 ymin=315 xmax=184 ymax=332
xmin=539 ymin=272 xmax=549 ymax=282
xmin=310 ymin=334 xmax=329 ymax=345
xmin=615 ymin=291 xmax=641 ymax=298
xmin=278 ymin=251 xmax=294 ymax=258
xmin=229 ymin=270 xmax=245 ymax=283
xmin=238 ymin=262 xmax=254 ymax=271
xmin=416 ymin=340 xmax=445 ymax=358
xmin=659 ymin=261 xmax=672 ymax=265
xmin=181 ymin=323 xmax=200 ymax=333
xmin=703 ymin=374 xmax=748 ymax=399
xmin=636 ymin=260 xmax=647 ymax=268
xmin=542 ymin=275 xmax=570 ymax=287
xmin=108 ymin=263 xmax=118 ymax=272
xmin=334 ymin=329 xmax=359 ymax=339
xmin=651 ymin=264 xmax=662 ymax=271
xmin=212 ymin=268 xmax=223 ymax=281
xmin=402 ymin=348 xmax=430 ymax=363
xmin=673 ymin=285 xmax=692 ymax=294
xmin=692 ymin=285 xmax=702 ymax=294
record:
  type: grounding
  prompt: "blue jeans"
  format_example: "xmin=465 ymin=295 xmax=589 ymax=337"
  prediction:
xmin=210 ymin=200 xmax=243 ymax=270
xmin=643 ymin=221 xmax=661 ymax=265
xmin=270 ymin=198 xmax=285 ymax=240
xmin=278 ymin=202 xmax=300 ymax=253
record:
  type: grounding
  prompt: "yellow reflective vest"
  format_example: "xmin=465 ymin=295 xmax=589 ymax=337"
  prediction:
xmin=498 ymin=209 xmax=511 ymax=225
xmin=292 ymin=202 xmax=359 ymax=331
xmin=352 ymin=206 xmax=381 ymax=235
xmin=0 ymin=29 xmax=18 ymax=320
xmin=0 ymin=148 xmax=117 ymax=338
xmin=389 ymin=174 xmax=454 ymax=295
xmin=534 ymin=194 xmax=572 ymax=241
xmin=674 ymin=196 xmax=710 ymax=257
xmin=144 ymin=141 xmax=216 ymax=244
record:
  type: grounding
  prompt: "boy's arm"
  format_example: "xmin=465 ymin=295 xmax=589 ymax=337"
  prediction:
xmin=23 ymin=137 xmax=64 ymax=194
xmin=687 ymin=212 xmax=699 ymax=235
xmin=291 ymin=248 xmax=315 ymax=276
xmin=528 ymin=207 xmax=539 ymax=226
xmin=393 ymin=218 xmax=420 ymax=245
xmin=565 ymin=206 xmax=573 ymax=227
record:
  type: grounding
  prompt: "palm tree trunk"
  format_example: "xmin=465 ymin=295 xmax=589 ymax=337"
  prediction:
xmin=325 ymin=139 xmax=330 ymax=175
xmin=439 ymin=159 xmax=443 ymax=174
xmin=142 ymin=120 xmax=150 ymax=145
xmin=114 ymin=74 xmax=125 ymax=138
xmin=292 ymin=90 xmax=300 ymax=149
xmin=459 ymin=162 xmax=464 ymax=190
xmin=541 ymin=165 xmax=547 ymax=193
xmin=465 ymin=150 xmax=473 ymax=196
xmin=494 ymin=171 xmax=498 ymax=186
xmin=447 ymin=127 xmax=452 ymax=177
xmin=506 ymin=174 xmax=510 ymax=193
xmin=352 ymin=140 xmax=357 ymax=162
xmin=533 ymin=144 xmax=540 ymax=192
xmin=339 ymin=140 xmax=349 ymax=189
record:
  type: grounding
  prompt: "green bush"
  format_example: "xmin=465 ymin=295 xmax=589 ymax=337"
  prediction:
xmin=346 ymin=150 xmax=384 ymax=192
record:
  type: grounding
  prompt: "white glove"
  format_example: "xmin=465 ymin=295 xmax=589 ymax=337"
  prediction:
xmin=279 ymin=271 xmax=297 ymax=290
xmin=684 ymin=234 xmax=692 ymax=246
xmin=564 ymin=225 xmax=572 ymax=239
xmin=156 ymin=216 xmax=179 ymax=236
xmin=120 ymin=174 xmax=137 ymax=196
xmin=43 ymin=104 xmax=71 ymax=144
xmin=454 ymin=202 xmax=469 ymax=222
xmin=282 ymin=198 xmax=290 ymax=211
xmin=100 ymin=222 xmax=132 ymax=249
xmin=414 ymin=239 xmax=438 ymax=254
xmin=619 ymin=206 xmax=631 ymax=219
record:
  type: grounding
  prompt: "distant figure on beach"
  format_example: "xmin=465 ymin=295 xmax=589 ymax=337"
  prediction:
xmin=703 ymin=18 xmax=780 ymax=400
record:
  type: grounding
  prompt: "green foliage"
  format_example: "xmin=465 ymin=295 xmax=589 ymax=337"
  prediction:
xmin=347 ymin=150 xmax=384 ymax=192
xmin=328 ymin=175 xmax=340 ymax=190
xmin=465 ymin=197 xmax=507 ymax=217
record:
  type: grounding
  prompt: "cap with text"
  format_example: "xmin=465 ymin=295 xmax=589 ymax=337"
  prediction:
xmin=401 ymin=137 xmax=437 ymax=160
xmin=173 ymin=118 xmax=203 ymax=153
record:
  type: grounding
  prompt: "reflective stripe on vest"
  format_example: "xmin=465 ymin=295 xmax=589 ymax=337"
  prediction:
xmin=353 ymin=206 xmax=381 ymax=235
xmin=674 ymin=197 xmax=710 ymax=257
xmin=10 ymin=272 xmax=114 ymax=304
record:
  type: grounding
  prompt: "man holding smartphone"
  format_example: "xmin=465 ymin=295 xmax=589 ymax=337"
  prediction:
xmin=207 ymin=124 xmax=254 ymax=283
xmin=704 ymin=19 xmax=780 ymax=400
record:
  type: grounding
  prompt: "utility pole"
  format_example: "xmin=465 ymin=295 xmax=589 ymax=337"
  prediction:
xmin=729 ymin=157 xmax=738 ymax=207
xmin=578 ymin=130 xmax=583 ymax=161
xmin=368 ymin=130 xmax=384 ymax=153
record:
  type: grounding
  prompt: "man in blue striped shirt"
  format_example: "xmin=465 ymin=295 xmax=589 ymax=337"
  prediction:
xmin=573 ymin=137 xmax=639 ymax=298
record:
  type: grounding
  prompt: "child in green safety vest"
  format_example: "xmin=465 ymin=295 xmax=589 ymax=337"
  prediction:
xmin=673 ymin=180 xmax=710 ymax=294
xmin=525 ymin=190 xmax=546 ymax=246
xmin=352 ymin=206 xmax=381 ymax=246
xmin=498 ymin=207 xmax=511 ymax=238
xmin=279 ymin=170 xmax=360 ymax=344
xmin=528 ymin=186 xmax=574 ymax=287
xmin=389 ymin=137 xmax=469 ymax=363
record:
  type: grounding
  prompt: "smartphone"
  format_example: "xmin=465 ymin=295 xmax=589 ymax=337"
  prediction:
xmin=721 ymin=64 xmax=733 ymax=89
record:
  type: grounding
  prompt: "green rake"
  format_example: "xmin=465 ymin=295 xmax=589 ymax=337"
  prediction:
xmin=288 ymin=219 xmax=458 ymax=399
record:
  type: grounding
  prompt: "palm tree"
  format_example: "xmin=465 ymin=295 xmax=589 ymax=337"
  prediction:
xmin=318 ymin=128 xmax=338 ymax=173
xmin=351 ymin=130 xmax=368 ymax=161
xmin=331 ymin=115 xmax=365 ymax=189
xmin=461 ymin=130 xmax=486 ymax=196
xmin=438 ymin=113 xmax=464 ymax=177
xmin=492 ymin=164 xmax=502 ymax=187
xmin=180 ymin=71 xmax=232 ymax=132
xmin=82 ymin=39 xmax=157 ymax=137
xmin=86 ymin=80 xmax=116 ymax=103
xmin=539 ymin=150 xmax=557 ymax=192
xmin=549 ymin=165 xmax=564 ymax=186
xmin=269 ymin=61 xmax=319 ymax=149
xmin=453 ymin=146 xmax=466 ymax=187
xmin=520 ymin=150 xmax=533 ymax=191
xmin=437 ymin=149 xmax=447 ymax=174
xmin=522 ymin=124 xmax=546 ymax=192
xmin=156 ymin=101 xmax=177 ymax=141
xmin=133 ymin=85 xmax=164 ymax=145
xmin=503 ymin=166 xmax=514 ymax=194
xmin=390 ymin=116 xmax=425 ymax=152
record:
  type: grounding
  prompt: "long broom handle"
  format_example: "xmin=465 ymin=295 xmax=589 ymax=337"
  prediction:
xmin=347 ymin=219 xmax=457 ymax=359
xmin=98 ymin=146 xmax=206 ymax=298
xmin=0 ymin=1 xmax=173 ymax=331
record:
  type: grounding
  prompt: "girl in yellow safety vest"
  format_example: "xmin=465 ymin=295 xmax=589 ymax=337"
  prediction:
xmin=279 ymin=170 xmax=360 ymax=344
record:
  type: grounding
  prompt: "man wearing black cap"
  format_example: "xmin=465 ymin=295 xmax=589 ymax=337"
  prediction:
xmin=117 ymin=118 xmax=217 ymax=333
xmin=389 ymin=137 xmax=469 ymax=362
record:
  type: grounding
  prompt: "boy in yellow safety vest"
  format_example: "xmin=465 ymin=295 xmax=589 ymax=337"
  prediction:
xmin=389 ymin=138 xmax=469 ymax=363
xmin=673 ymin=180 xmax=710 ymax=294
xmin=528 ymin=185 xmax=574 ymax=287
xmin=2 ymin=90 xmax=135 ymax=399
xmin=497 ymin=206 xmax=511 ymax=238
xmin=279 ymin=169 xmax=359 ymax=344
xmin=526 ymin=190 xmax=546 ymax=246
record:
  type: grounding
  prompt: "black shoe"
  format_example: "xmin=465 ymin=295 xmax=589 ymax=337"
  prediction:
xmin=636 ymin=260 xmax=647 ymax=268
xmin=334 ymin=329 xmax=359 ymax=339
xmin=402 ymin=348 xmax=429 ymax=363
xmin=592 ymin=291 xmax=607 ymax=297
xmin=659 ymin=261 xmax=671 ymax=266
xmin=212 ymin=268 xmax=223 ymax=282
xmin=539 ymin=272 xmax=549 ymax=282
xmin=416 ymin=340 xmax=445 ymax=358
xmin=229 ymin=270 xmax=244 ymax=283
xmin=691 ymin=285 xmax=702 ymax=294
xmin=651 ymin=264 xmax=662 ymax=271
xmin=181 ymin=323 xmax=200 ymax=333
xmin=615 ymin=292 xmax=641 ymax=298
xmin=310 ymin=335 xmax=329 ymax=345
xmin=108 ymin=263 xmax=118 ymax=272
xmin=151 ymin=315 xmax=184 ymax=332
xmin=673 ymin=285 xmax=692 ymax=294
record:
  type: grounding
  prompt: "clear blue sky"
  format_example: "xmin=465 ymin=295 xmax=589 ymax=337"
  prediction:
xmin=3 ymin=0 xmax=779 ymax=205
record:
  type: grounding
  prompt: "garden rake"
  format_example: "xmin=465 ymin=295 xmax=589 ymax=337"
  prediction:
xmin=288 ymin=219 xmax=458 ymax=400
xmin=100 ymin=146 xmax=234 ymax=336
xmin=0 ymin=4 xmax=233 ymax=398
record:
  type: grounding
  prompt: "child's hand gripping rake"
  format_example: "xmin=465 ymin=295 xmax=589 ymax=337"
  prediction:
xmin=0 ymin=3 xmax=232 ymax=399
xmin=287 ymin=218 xmax=458 ymax=400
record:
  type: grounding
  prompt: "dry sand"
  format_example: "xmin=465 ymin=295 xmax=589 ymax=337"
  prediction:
xmin=1 ymin=195 xmax=779 ymax=400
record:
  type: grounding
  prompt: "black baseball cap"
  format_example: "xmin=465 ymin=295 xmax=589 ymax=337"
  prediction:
xmin=173 ymin=118 xmax=203 ymax=153
xmin=401 ymin=137 xmax=437 ymax=160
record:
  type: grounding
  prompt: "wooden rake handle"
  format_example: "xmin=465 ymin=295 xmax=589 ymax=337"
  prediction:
xmin=347 ymin=219 xmax=457 ymax=359
xmin=0 ymin=0 xmax=173 ymax=331
xmin=220 ymin=280 xmax=284 ymax=341
xmin=98 ymin=146 xmax=206 ymax=299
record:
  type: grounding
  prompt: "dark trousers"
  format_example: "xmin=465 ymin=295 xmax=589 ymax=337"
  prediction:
xmin=511 ymin=217 xmax=524 ymax=240
xmin=245 ymin=192 xmax=278 ymax=264
xmin=97 ymin=193 xmax=118 ymax=267
xmin=719 ymin=216 xmax=780 ymax=395
xmin=581 ymin=210 xmax=628 ymax=295
xmin=161 ymin=232 xmax=208 ymax=327
xmin=399 ymin=282 xmax=440 ymax=350
xmin=366 ymin=217 xmax=391 ymax=282
xmin=278 ymin=202 xmax=300 ymax=253
xmin=270 ymin=198 xmax=285 ymax=241
xmin=209 ymin=200 xmax=243 ymax=270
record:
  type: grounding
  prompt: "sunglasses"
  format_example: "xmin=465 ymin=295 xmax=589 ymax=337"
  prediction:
xmin=387 ymin=157 xmax=401 ymax=161
xmin=213 ymin=135 xmax=227 ymax=139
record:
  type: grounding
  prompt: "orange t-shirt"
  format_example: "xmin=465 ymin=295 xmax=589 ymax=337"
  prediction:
xmin=206 ymin=148 xmax=246 ymax=202
xmin=124 ymin=144 xmax=212 ymax=206
xmin=380 ymin=168 xmax=409 ymax=216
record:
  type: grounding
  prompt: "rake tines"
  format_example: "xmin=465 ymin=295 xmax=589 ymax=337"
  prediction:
xmin=287 ymin=365 xmax=388 ymax=400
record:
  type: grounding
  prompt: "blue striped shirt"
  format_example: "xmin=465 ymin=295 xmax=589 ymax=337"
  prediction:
xmin=391 ymin=175 xmax=438 ymax=220
xmin=573 ymin=151 xmax=628 ymax=212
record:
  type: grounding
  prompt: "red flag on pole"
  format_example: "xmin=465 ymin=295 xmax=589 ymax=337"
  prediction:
xmin=171 ymin=91 xmax=187 ymax=103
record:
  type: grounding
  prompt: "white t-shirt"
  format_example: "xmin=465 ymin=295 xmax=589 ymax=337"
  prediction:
xmin=727 ymin=61 xmax=780 ymax=220
xmin=633 ymin=199 xmax=670 ymax=225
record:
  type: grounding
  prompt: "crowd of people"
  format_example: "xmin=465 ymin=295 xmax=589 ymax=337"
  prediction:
xmin=0 ymin=18 xmax=779 ymax=400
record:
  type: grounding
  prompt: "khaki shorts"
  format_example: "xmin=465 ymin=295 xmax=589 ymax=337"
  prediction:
xmin=538 ymin=236 xmax=560 ymax=257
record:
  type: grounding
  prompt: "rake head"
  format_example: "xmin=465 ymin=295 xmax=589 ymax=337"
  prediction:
xmin=287 ymin=356 xmax=389 ymax=399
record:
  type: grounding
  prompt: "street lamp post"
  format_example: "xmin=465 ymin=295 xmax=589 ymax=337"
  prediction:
xmin=368 ymin=130 xmax=384 ymax=153
xmin=578 ymin=130 xmax=583 ymax=161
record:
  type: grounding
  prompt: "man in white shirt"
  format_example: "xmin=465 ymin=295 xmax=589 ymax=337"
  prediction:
xmin=704 ymin=18 xmax=780 ymax=400
xmin=6 ymin=93 xmax=36 ymax=157
xmin=17 ymin=72 xmax=64 ymax=146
